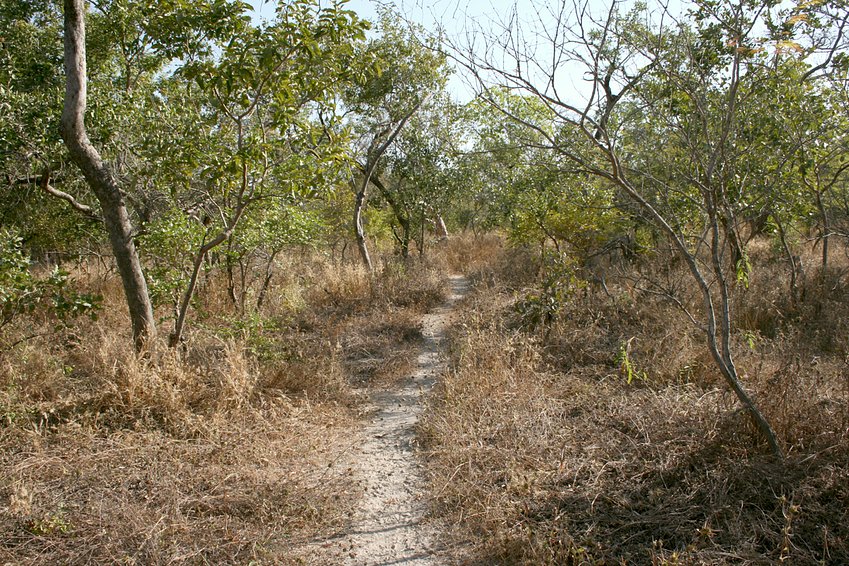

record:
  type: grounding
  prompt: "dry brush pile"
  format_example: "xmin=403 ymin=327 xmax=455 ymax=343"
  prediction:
xmin=421 ymin=237 xmax=849 ymax=565
xmin=0 ymin=250 xmax=448 ymax=565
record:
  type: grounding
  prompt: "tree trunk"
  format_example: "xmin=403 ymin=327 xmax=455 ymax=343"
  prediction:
xmin=256 ymin=249 xmax=280 ymax=310
xmin=352 ymin=98 xmax=427 ymax=271
xmin=170 ymin=204 xmax=248 ymax=347
xmin=418 ymin=205 xmax=426 ymax=259
xmin=373 ymin=176 xmax=411 ymax=259
xmin=226 ymin=238 xmax=239 ymax=307
xmin=353 ymin=185 xmax=373 ymax=271
xmin=61 ymin=0 xmax=156 ymax=351
xmin=774 ymin=215 xmax=800 ymax=304
xmin=815 ymin=191 xmax=829 ymax=270
xmin=435 ymin=215 xmax=449 ymax=239
xmin=610 ymin=166 xmax=784 ymax=459
xmin=169 ymin=233 xmax=225 ymax=347
xmin=707 ymin=211 xmax=784 ymax=460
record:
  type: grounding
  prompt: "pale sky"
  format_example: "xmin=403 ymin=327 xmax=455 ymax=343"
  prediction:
xmin=249 ymin=0 xmax=526 ymax=101
xmin=344 ymin=0 xmax=571 ymax=102
xmin=250 ymin=0 xmax=689 ymax=104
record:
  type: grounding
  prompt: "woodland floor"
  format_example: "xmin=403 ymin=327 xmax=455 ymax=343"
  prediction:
xmin=3 ymin=236 xmax=848 ymax=565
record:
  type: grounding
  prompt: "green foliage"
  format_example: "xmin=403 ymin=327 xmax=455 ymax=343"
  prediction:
xmin=735 ymin=250 xmax=752 ymax=289
xmin=26 ymin=511 xmax=72 ymax=536
xmin=237 ymin=203 xmax=327 ymax=252
xmin=340 ymin=11 xmax=458 ymax=257
xmin=2 ymin=0 xmax=847 ymax=354
xmin=343 ymin=10 xmax=446 ymax=118
xmin=463 ymin=90 xmax=630 ymax=262
xmin=743 ymin=330 xmax=758 ymax=351
xmin=378 ymin=94 xmax=465 ymax=252
xmin=139 ymin=210 xmax=205 ymax=308
xmin=0 ymin=229 xmax=101 ymax=332
xmin=508 ymin=172 xmax=625 ymax=257
xmin=616 ymin=338 xmax=647 ymax=385
xmin=216 ymin=311 xmax=281 ymax=360
xmin=515 ymin=253 xmax=586 ymax=330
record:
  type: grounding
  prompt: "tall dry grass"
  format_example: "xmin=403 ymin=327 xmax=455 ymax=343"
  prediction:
xmin=0 ymin=246 xmax=449 ymax=564
xmin=421 ymin=235 xmax=849 ymax=564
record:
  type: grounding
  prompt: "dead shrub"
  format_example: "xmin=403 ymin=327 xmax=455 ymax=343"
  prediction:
xmin=430 ymin=231 xmax=506 ymax=276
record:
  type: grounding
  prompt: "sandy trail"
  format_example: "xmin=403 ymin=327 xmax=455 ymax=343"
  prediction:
xmin=310 ymin=275 xmax=469 ymax=565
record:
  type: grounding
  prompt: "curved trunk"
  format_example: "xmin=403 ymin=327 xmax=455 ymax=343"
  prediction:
xmin=61 ymin=0 xmax=156 ymax=350
xmin=354 ymin=186 xmax=373 ymax=271
xmin=435 ymin=215 xmax=449 ymax=240
xmin=372 ymin=176 xmax=411 ymax=259
xmin=169 ymin=200 xmax=248 ymax=347
xmin=607 ymin=157 xmax=783 ymax=459
xmin=353 ymin=98 xmax=427 ymax=271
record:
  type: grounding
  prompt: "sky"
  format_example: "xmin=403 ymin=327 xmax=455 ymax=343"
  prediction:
xmin=249 ymin=0 xmax=690 ymax=104
xmin=249 ymin=0 xmax=546 ymax=102
xmin=347 ymin=0 xmax=542 ymax=100
xmin=251 ymin=0 xmax=523 ymax=30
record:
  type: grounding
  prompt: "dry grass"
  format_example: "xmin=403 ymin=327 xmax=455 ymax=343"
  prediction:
xmin=0 ymin=247 xmax=448 ymax=564
xmin=7 ymin=231 xmax=846 ymax=564
xmin=421 ymin=236 xmax=849 ymax=565
xmin=429 ymin=232 xmax=506 ymax=277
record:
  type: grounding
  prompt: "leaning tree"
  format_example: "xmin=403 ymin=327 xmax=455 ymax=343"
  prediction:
xmin=445 ymin=0 xmax=848 ymax=458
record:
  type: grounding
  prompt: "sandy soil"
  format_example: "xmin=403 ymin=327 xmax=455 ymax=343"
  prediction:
xmin=304 ymin=275 xmax=469 ymax=565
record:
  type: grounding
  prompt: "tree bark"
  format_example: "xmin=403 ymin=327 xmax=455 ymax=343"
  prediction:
xmin=256 ymin=249 xmax=281 ymax=310
xmin=815 ymin=190 xmax=830 ymax=270
xmin=435 ymin=215 xmax=449 ymax=240
xmin=169 ymin=235 xmax=223 ymax=347
xmin=455 ymin=0 xmax=784 ymax=459
xmin=226 ymin=238 xmax=239 ymax=307
xmin=353 ymin=182 xmax=373 ymax=271
xmin=774 ymin=215 xmax=800 ymax=304
xmin=61 ymin=0 xmax=156 ymax=350
xmin=169 ymin=207 xmax=247 ymax=347
xmin=372 ymin=176 xmax=411 ymax=258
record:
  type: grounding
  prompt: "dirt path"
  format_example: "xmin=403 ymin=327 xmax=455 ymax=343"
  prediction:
xmin=309 ymin=275 xmax=469 ymax=565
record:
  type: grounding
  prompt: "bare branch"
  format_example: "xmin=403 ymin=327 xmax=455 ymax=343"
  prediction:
xmin=39 ymin=174 xmax=102 ymax=224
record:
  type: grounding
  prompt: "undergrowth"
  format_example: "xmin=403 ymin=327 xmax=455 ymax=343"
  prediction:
xmin=0 ymin=249 xmax=448 ymax=564
xmin=422 ymin=236 xmax=849 ymax=565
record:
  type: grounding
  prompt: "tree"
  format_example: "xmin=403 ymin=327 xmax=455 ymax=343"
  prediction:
xmin=52 ymin=0 xmax=371 ymax=348
xmin=343 ymin=12 xmax=448 ymax=269
xmin=793 ymin=86 xmax=849 ymax=271
xmin=61 ymin=0 xmax=156 ymax=350
xmin=461 ymin=90 xmax=624 ymax=264
xmin=375 ymin=93 xmax=464 ymax=259
xmin=443 ymin=0 xmax=849 ymax=458
xmin=52 ymin=0 xmax=254 ymax=349
xmin=157 ymin=0 xmax=369 ymax=345
xmin=0 ymin=0 xmax=103 ymax=259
